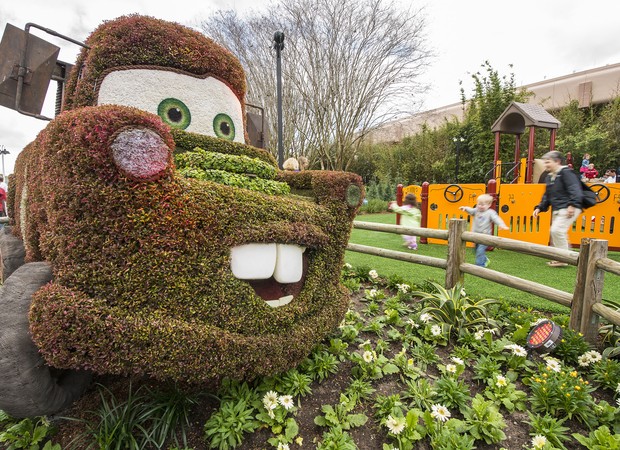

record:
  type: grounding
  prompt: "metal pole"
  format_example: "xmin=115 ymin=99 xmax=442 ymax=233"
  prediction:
xmin=0 ymin=146 xmax=8 ymax=178
xmin=273 ymin=31 xmax=285 ymax=169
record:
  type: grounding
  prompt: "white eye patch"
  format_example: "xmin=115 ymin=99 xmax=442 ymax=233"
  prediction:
xmin=97 ymin=68 xmax=244 ymax=143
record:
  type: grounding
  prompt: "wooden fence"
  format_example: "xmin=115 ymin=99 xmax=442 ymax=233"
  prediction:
xmin=348 ymin=218 xmax=620 ymax=344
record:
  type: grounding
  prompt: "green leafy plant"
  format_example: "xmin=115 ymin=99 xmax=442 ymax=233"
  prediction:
xmin=344 ymin=378 xmax=376 ymax=404
xmin=408 ymin=342 xmax=440 ymax=371
xmin=527 ymin=364 xmax=597 ymax=427
xmin=350 ymin=345 xmax=399 ymax=380
xmin=434 ymin=376 xmax=470 ymax=412
xmin=301 ymin=351 xmax=340 ymax=382
xmin=314 ymin=394 xmax=368 ymax=431
xmin=68 ymin=383 xmax=158 ymax=450
xmin=382 ymin=409 xmax=427 ymax=449
xmin=526 ymin=413 xmax=570 ymax=450
xmin=0 ymin=416 xmax=60 ymax=450
xmin=472 ymin=354 xmax=502 ymax=382
xmin=484 ymin=373 xmax=527 ymax=412
xmin=591 ymin=358 xmax=620 ymax=391
xmin=145 ymin=384 xmax=204 ymax=449
xmin=573 ymin=425 xmax=620 ymax=448
xmin=316 ymin=426 xmax=357 ymax=450
xmin=553 ymin=328 xmax=592 ymax=366
xmin=401 ymin=378 xmax=437 ymax=410
xmin=461 ymin=394 xmax=506 ymax=445
xmin=372 ymin=394 xmax=404 ymax=422
xmin=255 ymin=391 xmax=299 ymax=448
xmin=204 ymin=399 xmax=258 ymax=450
xmin=278 ymin=369 xmax=313 ymax=398
xmin=414 ymin=282 xmax=499 ymax=338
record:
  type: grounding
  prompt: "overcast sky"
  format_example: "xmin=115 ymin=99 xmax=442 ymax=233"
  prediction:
xmin=1 ymin=0 xmax=620 ymax=175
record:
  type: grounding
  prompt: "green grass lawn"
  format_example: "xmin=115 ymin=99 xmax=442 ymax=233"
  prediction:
xmin=346 ymin=213 xmax=620 ymax=313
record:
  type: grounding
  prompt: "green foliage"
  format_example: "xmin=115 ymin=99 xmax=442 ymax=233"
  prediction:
xmin=278 ymin=369 xmax=313 ymax=398
xmin=70 ymin=383 xmax=159 ymax=450
xmin=526 ymin=413 xmax=571 ymax=450
xmin=314 ymin=395 xmax=368 ymax=430
xmin=178 ymin=166 xmax=290 ymax=195
xmin=372 ymin=394 xmax=404 ymax=422
xmin=301 ymin=351 xmax=340 ymax=382
xmin=415 ymin=282 xmax=500 ymax=338
xmin=401 ymin=378 xmax=437 ymax=410
xmin=462 ymin=394 xmax=507 ymax=445
xmin=483 ymin=374 xmax=527 ymax=412
xmin=527 ymin=364 xmax=597 ymax=427
xmin=434 ymin=377 xmax=470 ymax=412
xmin=553 ymin=328 xmax=592 ymax=366
xmin=472 ymin=354 xmax=502 ymax=382
xmin=0 ymin=416 xmax=60 ymax=450
xmin=573 ymin=425 xmax=620 ymax=449
xmin=343 ymin=378 xmax=375 ymax=403
xmin=316 ymin=426 xmax=358 ymax=450
xmin=176 ymin=147 xmax=278 ymax=180
xmin=358 ymin=198 xmax=389 ymax=214
xmin=591 ymin=358 xmax=620 ymax=391
xmin=204 ymin=400 xmax=258 ymax=450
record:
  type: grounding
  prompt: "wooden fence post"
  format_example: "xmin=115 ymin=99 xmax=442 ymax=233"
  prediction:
xmin=579 ymin=239 xmax=608 ymax=344
xmin=570 ymin=238 xmax=590 ymax=332
xmin=445 ymin=219 xmax=467 ymax=289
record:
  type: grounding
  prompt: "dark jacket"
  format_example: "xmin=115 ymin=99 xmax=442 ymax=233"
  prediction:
xmin=536 ymin=167 xmax=583 ymax=212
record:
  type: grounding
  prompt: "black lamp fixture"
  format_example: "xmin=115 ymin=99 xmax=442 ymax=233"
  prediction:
xmin=526 ymin=320 xmax=562 ymax=353
xmin=273 ymin=31 xmax=285 ymax=169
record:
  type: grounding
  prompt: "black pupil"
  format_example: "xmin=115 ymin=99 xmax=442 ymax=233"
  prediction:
xmin=167 ymin=107 xmax=182 ymax=123
xmin=219 ymin=121 xmax=231 ymax=135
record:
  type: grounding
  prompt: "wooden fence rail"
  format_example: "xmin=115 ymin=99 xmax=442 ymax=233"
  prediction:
xmin=349 ymin=219 xmax=620 ymax=343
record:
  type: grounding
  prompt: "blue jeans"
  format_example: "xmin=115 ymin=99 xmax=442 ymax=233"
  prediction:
xmin=475 ymin=244 xmax=488 ymax=267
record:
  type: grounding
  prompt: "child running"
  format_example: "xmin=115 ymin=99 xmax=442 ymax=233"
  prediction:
xmin=459 ymin=194 xmax=509 ymax=267
xmin=389 ymin=193 xmax=421 ymax=250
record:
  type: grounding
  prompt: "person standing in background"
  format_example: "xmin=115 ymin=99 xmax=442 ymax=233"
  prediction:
xmin=533 ymin=151 xmax=583 ymax=267
xmin=389 ymin=193 xmax=422 ymax=250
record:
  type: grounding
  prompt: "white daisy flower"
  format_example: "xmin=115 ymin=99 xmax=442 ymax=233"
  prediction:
xmin=430 ymin=404 xmax=451 ymax=422
xmin=531 ymin=434 xmax=547 ymax=449
xmin=616 ymin=382 xmax=620 ymax=394
xmin=263 ymin=391 xmax=279 ymax=410
xmin=584 ymin=350 xmax=602 ymax=363
xmin=368 ymin=289 xmax=378 ymax=298
xmin=385 ymin=415 xmax=406 ymax=435
xmin=368 ymin=269 xmax=378 ymax=279
xmin=397 ymin=283 xmax=410 ymax=293
xmin=577 ymin=354 xmax=591 ymax=367
xmin=451 ymin=357 xmax=464 ymax=366
xmin=344 ymin=263 xmax=352 ymax=269
xmin=496 ymin=375 xmax=507 ymax=387
xmin=277 ymin=443 xmax=290 ymax=450
xmin=445 ymin=364 xmax=457 ymax=374
xmin=363 ymin=350 xmax=374 ymax=363
xmin=419 ymin=313 xmax=432 ymax=323
xmin=279 ymin=395 xmax=294 ymax=410
xmin=474 ymin=330 xmax=484 ymax=340
xmin=505 ymin=344 xmax=527 ymax=357
xmin=545 ymin=357 xmax=561 ymax=372
xmin=431 ymin=324 xmax=442 ymax=336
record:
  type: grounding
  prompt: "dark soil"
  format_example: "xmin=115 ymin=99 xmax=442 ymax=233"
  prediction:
xmin=48 ymin=287 xmax=610 ymax=450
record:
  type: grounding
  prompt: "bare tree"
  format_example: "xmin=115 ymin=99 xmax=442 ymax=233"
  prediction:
xmin=201 ymin=0 xmax=431 ymax=170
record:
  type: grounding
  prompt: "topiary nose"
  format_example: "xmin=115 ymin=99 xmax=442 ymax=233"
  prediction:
xmin=111 ymin=127 xmax=171 ymax=180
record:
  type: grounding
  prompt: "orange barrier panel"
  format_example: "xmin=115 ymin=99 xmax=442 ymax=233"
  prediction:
xmin=425 ymin=183 xmax=486 ymax=245
xmin=497 ymin=183 xmax=550 ymax=245
xmin=569 ymin=182 xmax=620 ymax=250
xmin=399 ymin=181 xmax=620 ymax=251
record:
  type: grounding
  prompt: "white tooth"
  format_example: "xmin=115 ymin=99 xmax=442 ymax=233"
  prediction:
xmin=274 ymin=245 xmax=306 ymax=284
xmin=266 ymin=295 xmax=294 ymax=308
xmin=230 ymin=243 xmax=276 ymax=279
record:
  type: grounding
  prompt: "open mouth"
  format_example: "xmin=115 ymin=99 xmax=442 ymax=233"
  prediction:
xmin=230 ymin=244 xmax=308 ymax=307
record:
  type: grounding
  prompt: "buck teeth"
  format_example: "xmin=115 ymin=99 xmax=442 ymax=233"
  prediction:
xmin=230 ymin=243 xmax=306 ymax=283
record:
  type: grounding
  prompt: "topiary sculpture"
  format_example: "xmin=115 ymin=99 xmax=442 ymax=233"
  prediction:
xmin=0 ymin=14 xmax=363 ymax=418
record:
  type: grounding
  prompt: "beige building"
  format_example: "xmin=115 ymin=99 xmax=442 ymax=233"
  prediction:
xmin=366 ymin=62 xmax=620 ymax=144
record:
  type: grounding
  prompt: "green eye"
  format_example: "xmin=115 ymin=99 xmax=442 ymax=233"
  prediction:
xmin=157 ymin=98 xmax=191 ymax=130
xmin=213 ymin=113 xmax=236 ymax=141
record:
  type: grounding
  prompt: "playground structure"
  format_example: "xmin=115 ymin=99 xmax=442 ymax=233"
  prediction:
xmin=395 ymin=102 xmax=620 ymax=250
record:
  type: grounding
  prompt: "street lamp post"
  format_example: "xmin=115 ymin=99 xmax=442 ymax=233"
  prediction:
xmin=0 ymin=145 xmax=9 ymax=179
xmin=273 ymin=31 xmax=285 ymax=169
xmin=452 ymin=137 xmax=464 ymax=183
